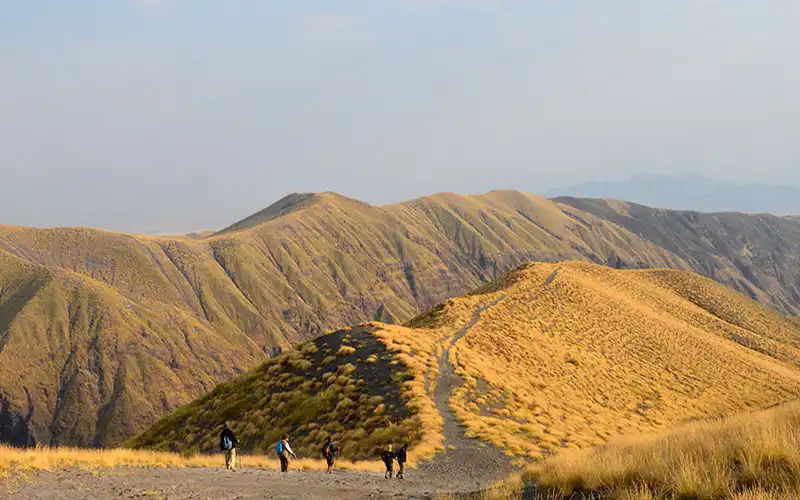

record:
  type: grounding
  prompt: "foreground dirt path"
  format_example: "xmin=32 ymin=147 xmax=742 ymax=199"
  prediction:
xmin=5 ymin=466 xmax=442 ymax=499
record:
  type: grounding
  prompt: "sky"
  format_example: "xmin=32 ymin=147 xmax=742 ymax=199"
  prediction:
xmin=2 ymin=1 xmax=800 ymax=233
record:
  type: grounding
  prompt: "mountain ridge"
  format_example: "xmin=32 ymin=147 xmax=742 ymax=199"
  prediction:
xmin=3 ymin=189 xmax=800 ymax=447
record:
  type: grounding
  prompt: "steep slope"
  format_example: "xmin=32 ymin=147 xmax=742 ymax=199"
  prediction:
xmin=3 ymin=190 xmax=800 ymax=447
xmin=136 ymin=262 xmax=800 ymax=473
xmin=0 ymin=249 xmax=263 ymax=447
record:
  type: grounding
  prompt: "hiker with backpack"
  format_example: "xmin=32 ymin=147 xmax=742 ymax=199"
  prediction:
xmin=322 ymin=436 xmax=338 ymax=474
xmin=381 ymin=444 xmax=396 ymax=479
xmin=220 ymin=422 xmax=239 ymax=471
xmin=276 ymin=433 xmax=297 ymax=472
xmin=396 ymin=443 xmax=408 ymax=479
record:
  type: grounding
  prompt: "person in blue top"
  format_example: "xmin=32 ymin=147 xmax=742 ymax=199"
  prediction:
xmin=276 ymin=433 xmax=297 ymax=472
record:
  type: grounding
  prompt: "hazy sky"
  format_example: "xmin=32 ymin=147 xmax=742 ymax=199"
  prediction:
xmin=2 ymin=1 xmax=800 ymax=233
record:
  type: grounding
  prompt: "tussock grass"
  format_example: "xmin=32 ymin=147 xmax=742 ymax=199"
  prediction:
xmin=444 ymin=262 xmax=800 ymax=460
xmin=373 ymin=322 xmax=450 ymax=459
xmin=0 ymin=445 xmax=384 ymax=477
xmin=518 ymin=402 xmax=800 ymax=499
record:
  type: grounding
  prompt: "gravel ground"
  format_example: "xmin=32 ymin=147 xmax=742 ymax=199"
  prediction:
xmin=3 ymin=466 xmax=439 ymax=499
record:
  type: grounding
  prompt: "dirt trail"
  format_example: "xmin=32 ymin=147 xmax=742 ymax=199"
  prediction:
xmin=416 ymin=267 xmax=561 ymax=492
xmin=416 ymin=296 xmax=515 ymax=491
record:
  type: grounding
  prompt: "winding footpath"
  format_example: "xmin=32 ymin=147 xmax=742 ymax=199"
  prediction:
xmin=416 ymin=296 xmax=516 ymax=492
xmin=417 ymin=267 xmax=561 ymax=493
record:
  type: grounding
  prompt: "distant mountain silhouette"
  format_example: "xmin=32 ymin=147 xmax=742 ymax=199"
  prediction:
xmin=550 ymin=172 xmax=800 ymax=214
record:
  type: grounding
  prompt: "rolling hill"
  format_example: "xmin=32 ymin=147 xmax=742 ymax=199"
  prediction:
xmin=133 ymin=262 xmax=800 ymax=469
xmin=3 ymin=190 xmax=800 ymax=447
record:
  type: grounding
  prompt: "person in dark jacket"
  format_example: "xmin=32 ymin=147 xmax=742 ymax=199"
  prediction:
xmin=396 ymin=443 xmax=408 ymax=479
xmin=381 ymin=444 xmax=395 ymax=479
xmin=322 ymin=436 xmax=338 ymax=474
xmin=220 ymin=422 xmax=239 ymax=471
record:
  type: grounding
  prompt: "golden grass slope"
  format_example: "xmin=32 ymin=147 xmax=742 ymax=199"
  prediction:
xmin=134 ymin=260 xmax=800 ymax=481
xmin=3 ymin=190 xmax=800 ymax=448
xmin=420 ymin=262 xmax=800 ymax=461
xmin=521 ymin=401 xmax=800 ymax=499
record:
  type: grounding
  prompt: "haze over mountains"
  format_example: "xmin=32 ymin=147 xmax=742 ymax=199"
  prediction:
xmin=551 ymin=172 xmax=800 ymax=214
xmin=3 ymin=190 xmax=800 ymax=448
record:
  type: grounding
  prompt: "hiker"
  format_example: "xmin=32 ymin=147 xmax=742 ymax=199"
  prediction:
xmin=276 ymin=433 xmax=297 ymax=472
xmin=322 ymin=436 xmax=338 ymax=474
xmin=396 ymin=443 xmax=408 ymax=479
xmin=381 ymin=444 xmax=395 ymax=479
xmin=220 ymin=422 xmax=239 ymax=471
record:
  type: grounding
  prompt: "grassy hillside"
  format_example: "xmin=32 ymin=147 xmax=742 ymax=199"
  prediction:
xmin=438 ymin=262 xmax=800 ymax=460
xmin=129 ymin=325 xmax=445 ymax=461
xmin=556 ymin=196 xmax=800 ymax=314
xmin=0 ymin=249 xmax=263 ymax=447
xmin=4 ymin=190 xmax=800 ymax=447
xmin=134 ymin=262 xmax=800 ymax=478
xmin=510 ymin=401 xmax=800 ymax=499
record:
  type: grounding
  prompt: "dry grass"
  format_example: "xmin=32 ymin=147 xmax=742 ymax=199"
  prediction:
xmin=129 ymin=325 xmax=441 ymax=462
xmin=373 ymin=322 xmax=450 ymax=459
xmin=129 ymin=260 xmax=800 ymax=482
xmin=517 ymin=401 xmax=800 ymax=499
xmin=442 ymin=262 xmax=800 ymax=460
xmin=0 ymin=445 xmax=384 ymax=479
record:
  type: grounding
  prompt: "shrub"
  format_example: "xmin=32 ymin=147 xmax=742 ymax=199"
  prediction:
xmin=337 ymin=346 xmax=356 ymax=356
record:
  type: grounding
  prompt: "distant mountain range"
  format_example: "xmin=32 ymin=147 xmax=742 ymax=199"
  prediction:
xmin=549 ymin=172 xmax=800 ymax=214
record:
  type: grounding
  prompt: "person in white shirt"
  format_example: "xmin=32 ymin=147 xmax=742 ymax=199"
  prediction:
xmin=277 ymin=433 xmax=297 ymax=472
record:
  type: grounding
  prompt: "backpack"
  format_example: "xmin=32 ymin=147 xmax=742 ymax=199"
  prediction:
xmin=276 ymin=440 xmax=284 ymax=455
xmin=222 ymin=435 xmax=233 ymax=451
xmin=323 ymin=442 xmax=336 ymax=458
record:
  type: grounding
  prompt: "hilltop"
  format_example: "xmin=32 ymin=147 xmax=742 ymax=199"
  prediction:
xmin=3 ymin=190 xmax=800 ymax=447
xmin=128 ymin=262 xmax=800 ymax=496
